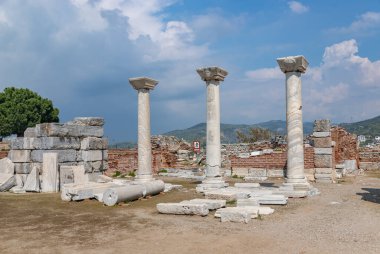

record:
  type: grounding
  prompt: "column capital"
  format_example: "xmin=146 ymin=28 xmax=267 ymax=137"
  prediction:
xmin=276 ymin=55 xmax=308 ymax=73
xmin=129 ymin=77 xmax=158 ymax=90
xmin=196 ymin=66 xmax=228 ymax=82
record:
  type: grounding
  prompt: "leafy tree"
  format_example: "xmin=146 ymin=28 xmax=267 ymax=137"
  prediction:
xmin=236 ymin=127 xmax=273 ymax=143
xmin=0 ymin=87 xmax=59 ymax=137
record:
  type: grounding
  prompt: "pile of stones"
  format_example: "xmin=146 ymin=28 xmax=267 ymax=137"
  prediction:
xmin=156 ymin=182 xmax=288 ymax=223
xmin=0 ymin=117 xmax=108 ymax=193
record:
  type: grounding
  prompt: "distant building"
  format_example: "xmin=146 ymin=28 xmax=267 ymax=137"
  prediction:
xmin=375 ymin=136 xmax=380 ymax=143
xmin=358 ymin=135 xmax=366 ymax=143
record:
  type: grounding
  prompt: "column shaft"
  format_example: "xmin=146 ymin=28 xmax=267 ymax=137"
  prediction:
xmin=206 ymin=80 xmax=221 ymax=177
xmin=137 ymin=89 xmax=152 ymax=180
xmin=286 ymin=72 xmax=305 ymax=182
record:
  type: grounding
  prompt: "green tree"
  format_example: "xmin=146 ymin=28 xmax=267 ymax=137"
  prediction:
xmin=236 ymin=127 xmax=273 ymax=143
xmin=0 ymin=87 xmax=59 ymax=137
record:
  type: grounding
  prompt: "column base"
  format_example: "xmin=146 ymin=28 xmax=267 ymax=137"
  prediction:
xmin=279 ymin=178 xmax=320 ymax=198
xmin=196 ymin=177 xmax=229 ymax=193
xmin=134 ymin=174 xmax=154 ymax=183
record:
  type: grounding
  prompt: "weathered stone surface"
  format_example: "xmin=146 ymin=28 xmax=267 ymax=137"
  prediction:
xmin=316 ymin=178 xmax=333 ymax=183
xmin=134 ymin=179 xmax=165 ymax=196
xmin=277 ymin=55 xmax=308 ymax=73
xmin=313 ymin=137 xmax=332 ymax=148
xmin=254 ymin=194 xmax=288 ymax=205
xmin=205 ymin=189 xmax=248 ymax=201
xmin=232 ymin=168 xmax=249 ymax=176
xmin=180 ymin=199 xmax=226 ymax=210
xmin=267 ymin=169 xmax=285 ymax=177
xmin=80 ymin=137 xmax=108 ymax=150
xmin=247 ymin=169 xmax=267 ymax=177
xmin=156 ymin=203 xmax=209 ymax=216
xmin=60 ymin=165 xmax=75 ymax=190
xmin=35 ymin=123 xmax=103 ymax=138
xmin=83 ymin=161 xmax=103 ymax=173
xmin=237 ymin=198 xmax=260 ymax=207
xmin=220 ymin=210 xmax=251 ymax=223
xmin=11 ymin=137 xmax=81 ymax=150
xmin=314 ymin=120 xmax=331 ymax=132
xmin=216 ymin=206 xmax=274 ymax=216
xmin=314 ymin=173 xmax=333 ymax=179
xmin=41 ymin=153 xmax=59 ymax=192
xmin=313 ymin=132 xmax=330 ymax=138
xmin=234 ymin=183 xmax=260 ymax=188
xmin=24 ymin=166 xmax=40 ymax=192
xmin=24 ymin=127 xmax=37 ymax=137
xmin=315 ymin=168 xmax=333 ymax=174
xmin=78 ymin=150 xmax=103 ymax=161
xmin=102 ymin=150 xmax=108 ymax=161
xmin=344 ymin=160 xmax=358 ymax=174
xmin=103 ymin=185 xmax=145 ymax=206
xmin=31 ymin=150 xmax=77 ymax=163
xmin=15 ymin=174 xmax=27 ymax=187
xmin=14 ymin=163 xmax=41 ymax=174
xmin=8 ymin=150 xmax=31 ymax=163
xmin=0 ymin=173 xmax=16 ymax=191
xmin=61 ymin=182 xmax=118 ymax=201
xmin=0 ymin=157 xmax=15 ymax=174
xmin=72 ymin=165 xmax=88 ymax=185
xmin=314 ymin=148 xmax=333 ymax=155
xmin=71 ymin=117 xmax=104 ymax=126
xmin=314 ymin=154 xmax=333 ymax=168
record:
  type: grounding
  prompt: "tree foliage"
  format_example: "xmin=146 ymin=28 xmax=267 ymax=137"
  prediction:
xmin=236 ymin=127 xmax=273 ymax=143
xmin=0 ymin=87 xmax=59 ymax=137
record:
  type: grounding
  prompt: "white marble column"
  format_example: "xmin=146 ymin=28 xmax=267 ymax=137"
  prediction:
xmin=196 ymin=67 xmax=228 ymax=184
xmin=129 ymin=77 xmax=158 ymax=182
xmin=277 ymin=56 xmax=309 ymax=185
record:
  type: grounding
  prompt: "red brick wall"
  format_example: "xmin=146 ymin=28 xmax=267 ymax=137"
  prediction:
xmin=107 ymin=149 xmax=162 ymax=176
xmin=230 ymin=146 xmax=314 ymax=169
xmin=359 ymin=149 xmax=380 ymax=163
xmin=331 ymin=126 xmax=358 ymax=164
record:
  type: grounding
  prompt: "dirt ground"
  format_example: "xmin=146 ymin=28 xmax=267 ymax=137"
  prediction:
xmin=1 ymin=173 xmax=379 ymax=254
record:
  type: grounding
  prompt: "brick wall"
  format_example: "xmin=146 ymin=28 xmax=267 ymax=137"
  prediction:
xmin=331 ymin=126 xmax=359 ymax=164
xmin=230 ymin=146 xmax=314 ymax=169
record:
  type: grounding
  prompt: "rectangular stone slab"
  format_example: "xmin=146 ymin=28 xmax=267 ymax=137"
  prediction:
xmin=24 ymin=166 xmax=40 ymax=192
xmin=313 ymin=120 xmax=331 ymax=132
xmin=8 ymin=150 xmax=31 ymax=163
xmin=313 ymin=137 xmax=332 ymax=148
xmin=314 ymin=154 xmax=333 ymax=168
xmin=314 ymin=148 xmax=333 ymax=155
xmin=0 ymin=158 xmax=15 ymax=174
xmin=180 ymin=199 xmax=226 ymax=210
xmin=157 ymin=203 xmax=209 ymax=216
xmin=31 ymin=150 xmax=77 ymax=163
xmin=0 ymin=173 xmax=16 ymax=191
xmin=315 ymin=168 xmax=333 ymax=174
xmin=234 ymin=183 xmax=260 ymax=188
xmin=41 ymin=153 xmax=59 ymax=192
xmin=313 ymin=132 xmax=330 ymax=138
xmin=215 ymin=206 xmax=273 ymax=217
xmin=35 ymin=123 xmax=103 ymax=137
xmin=220 ymin=210 xmax=251 ymax=223
xmin=80 ymin=137 xmax=108 ymax=150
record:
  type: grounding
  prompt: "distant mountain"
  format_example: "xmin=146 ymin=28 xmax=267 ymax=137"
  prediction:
xmin=163 ymin=120 xmax=314 ymax=144
xmin=340 ymin=115 xmax=380 ymax=137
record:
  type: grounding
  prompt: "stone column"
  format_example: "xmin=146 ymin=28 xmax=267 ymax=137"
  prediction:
xmin=129 ymin=77 xmax=158 ymax=182
xmin=196 ymin=67 xmax=228 ymax=190
xmin=277 ymin=56 xmax=309 ymax=186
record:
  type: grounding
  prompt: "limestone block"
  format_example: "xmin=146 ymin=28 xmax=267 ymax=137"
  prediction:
xmin=156 ymin=203 xmax=209 ymax=216
xmin=86 ymin=172 xmax=102 ymax=182
xmin=254 ymin=194 xmax=288 ymax=205
xmin=8 ymin=150 xmax=31 ymax=163
xmin=248 ymin=168 xmax=267 ymax=177
xmin=315 ymin=168 xmax=333 ymax=174
xmin=102 ymin=161 xmax=109 ymax=171
xmin=237 ymin=199 xmax=260 ymax=207
xmin=103 ymin=150 xmax=108 ymax=161
xmin=220 ymin=210 xmax=251 ymax=223
xmin=83 ymin=161 xmax=103 ymax=173
xmin=31 ymin=150 xmax=77 ymax=163
xmin=164 ymin=183 xmax=183 ymax=192
xmin=35 ymin=123 xmax=103 ymax=138
xmin=232 ymin=168 xmax=249 ymax=176
xmin=249 ymin=189 xmax=274 ymax=196
xmin=313 ymin=137 xmax=332 ymax=148
xmin=60 ymin=166 xmax=75 ymax=190
xmin=316 ymin=179 xmax=333 ymax=183
xmin=216 ymin=206 xmax=273 ymax=217
xmin=24 ymin=166 xmax=40 ymax=192
xmin=344 ymin=160 xmax=358 ymax=174
xmin=70 ymin=117 xmax=104 ymax=126
xmin=41 ymin=153 xmax=59 ymax=192
xmin=10 ymin=137 xmax=37 ymax=150
xmin=314 ymin=155 xmax=333 ymax=168
xmin=0 ymin=173 xmax=16 ymax=191
xmin=24 ymin=127 xmax=37 ymax=138
xmin=312 ymin=132 xmax=330 ymax=138
xmin=72 ymin=165 xmax=88 ymax=185
xmin=78 ymin=150 xmax=103 ymax=162
xmin=314 ymin=148 xmax=333 ymax=155
xmin=180 ymin=199 xmax=226 ymax=210
xmin=234 ymin=183 xmax=260 ymax=188
xmin=314 ymin=174 xmax=332 ymax=180
xmin=313 ymin=120 xmax=331 ymax=132
xmin=80 ymin=137 xmax=108 ymax=150
xmin=37 ymin=137 xmax=81 ymax=150
xmin=14 ymin=163 xmax=41 ymax=174
xmin=0 ymin=157 xmax=15 ymax=174
xmin=244 ymin=176 xmax=268 ymax=181
xmin=267 ymin=169 xmax=284 ymax=178
xmin=103 ymin=185 xmax=145 ymax=206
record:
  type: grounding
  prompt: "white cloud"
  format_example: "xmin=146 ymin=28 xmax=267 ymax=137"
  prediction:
xmin=0 ymin=10 xmax=11 ymax=26
xmin=244 ymin=39 xmax=380 ymax=122
xmin=288 ymin=1 xmax=309 ymax=14
xmin=334 ymin=12 xmax=380 ymax=34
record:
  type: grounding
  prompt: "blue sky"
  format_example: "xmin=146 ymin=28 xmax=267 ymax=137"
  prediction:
xmin=0 ymin=0 xmax=379 ymax=142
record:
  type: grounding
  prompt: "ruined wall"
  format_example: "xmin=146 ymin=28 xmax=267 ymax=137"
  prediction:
xmin=359 ymin=147 xmax=380 ymax=170
xmin=331 ymin=126 xmax=359 ymax=164
xmin=230 ymin=146 xmax=314 ymax=170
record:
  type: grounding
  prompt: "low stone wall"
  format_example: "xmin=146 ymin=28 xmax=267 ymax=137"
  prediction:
xmin=230 ymin=146 xmax=314 ymax=172
xmin=359 ymin=148 xmax=380 ymax=170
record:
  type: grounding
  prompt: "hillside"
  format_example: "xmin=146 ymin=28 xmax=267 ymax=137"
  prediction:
xmin=340 ymin=115 xmax=380 ymax=136
xmin=164 ymin=120 xmax=314 ymax=144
